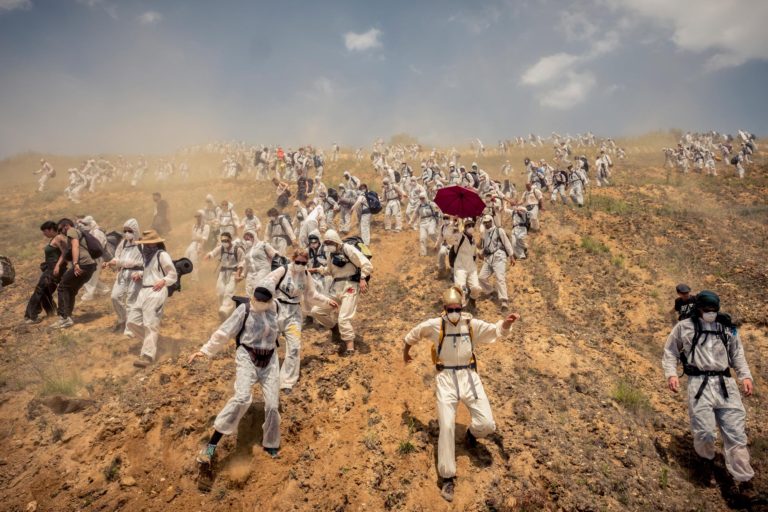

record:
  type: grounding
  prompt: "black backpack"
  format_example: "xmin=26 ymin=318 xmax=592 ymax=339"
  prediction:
xmin=365 ymin=191 xmax=383 ymax=214
xmin=158 ymin=254 xmax=194 ymax=297
xmin=271 ymin=254 xmax=289 ymax=270
xmin=730 ymin=155 xmax=739 ymax=165
xmin=67 ymin=229 xmax=103 ymax=260
xmin=0 ymin=256 xmax=15 ymax=286
xmin=448 ymin=234 xmax=475 ymax=268
xmin=328 ymin=188 xmax=339 ymax=202
xmin=104 ymin=231 xmax=123 ymax=262
xmin=469 ymin=172 xmax=480 ymax=188
xmin=394 ymin=170 xmax=401 ymax=183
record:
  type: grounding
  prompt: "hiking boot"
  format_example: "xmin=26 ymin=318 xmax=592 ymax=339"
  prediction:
xmin=112 ymin=321 xmax=125 ymax=333
xmin=500 ymin=301 xmax=509 ymax=312
xmin=51 ymin=316 xmax=74 ymax=330
xmin=24 ymin=318 xmax=41 ymax=325
xmin=465 ymin=429 xmax=478 ymax=449
xmin=264 ymin=447 xmax=280 ymax=459
xmin=196 ymin=445 xmax=215 ymax=466
xmin=280 ymin=387 xmax=293 ymax=395
xmin=440 ymin=478 xmax=455 ymax=502
xmin=133 ymin=355 xmax=154 ymax=368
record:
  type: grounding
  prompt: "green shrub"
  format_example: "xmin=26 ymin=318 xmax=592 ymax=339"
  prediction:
xmin=581 ymin=236 xmax=609 ymax=254
xmin=612 ymin=380 xmax=650 ymax=413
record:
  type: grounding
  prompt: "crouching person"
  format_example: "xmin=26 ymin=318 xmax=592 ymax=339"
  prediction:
xmin=403 ymin=286 xmax=519 ymax=502
xmin=127 ymin=230 xmax=177 ymax=368
xmin=188 ymin=283 xmax=282 ymax=464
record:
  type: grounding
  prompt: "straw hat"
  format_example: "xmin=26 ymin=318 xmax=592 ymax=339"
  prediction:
xmin=136 ymin=229 xmax=165 ymax=244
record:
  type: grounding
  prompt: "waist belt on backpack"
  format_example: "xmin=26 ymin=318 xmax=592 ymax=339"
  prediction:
xmin=123 ymin=266 xmax=143 ymax=271
xmin=277 ymin=298 xmax=300 ymax=305
xmin=241 ymin=345 xmax=275 ymax=368
xmin=684 ymin=366 xmax=731 ymax=401
xmin=333 ymin=275 xmax=360 ymax=284
xmin=435 ymin=362 xmax=477 ymax=371
xmin=220 ymin=266 xmax=237 ymax=272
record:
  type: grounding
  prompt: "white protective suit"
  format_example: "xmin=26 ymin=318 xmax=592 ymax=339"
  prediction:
xmin=450 ymin=232 xmax=481 ymax=304
xmin=80 ymin=218 xmax=111 ymax=300
xmin=522 ymin=188 xmax=543 ymax=232
xmin=264 ymin=265 xmax=331 ymax=390
xmin=200 ymin=301 xmax=281 ymax=448
xmin=110 ymin=219 xmax=143 ymax=330
xmin=478 ymin=226 xmax=515 ymax=303
xmin=126 ymin=249 xmax=177 ymax=360
xmin=351 ymin=193 xmax=372 ymax=246
xmin=404 ymin=313 xmax=511 ymax=479
xmin=240 ymin=240 xmax=277 ymax=298
xmin=185 ymin=216 xmax=210 ymax=282
xmin=207 ymin=242 xmax=245 ymax=318
xmin=436 ymin=222 xmax=458 ymax=273
xmin=310 ymin=231 xmax=373 ymax=344
xmin=417 ymin=200 xmax=439 ymax=256
xmin=382 ymin=183 xmax=404 ymax=232
xmin=266 ymin=215 xmax=295 ymax=255
xmin=217 ymin=204 xmax=240 ymax=236
xmin=662 ymin=317 xmax=754 ymax=482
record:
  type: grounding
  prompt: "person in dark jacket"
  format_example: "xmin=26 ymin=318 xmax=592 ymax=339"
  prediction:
xmin=24 ymin=221 xmax=67 ymax=323
xmin=151 ymin=192 xmax=171 ymax=235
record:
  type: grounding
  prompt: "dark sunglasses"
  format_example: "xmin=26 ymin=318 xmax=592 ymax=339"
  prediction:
xmin=123 ymin=229 xmax=133 ymax=234
xmin=293 ymin=260 xmax=308 ymax=266
xmin=445 ymin=307 xmax=462 ymax=313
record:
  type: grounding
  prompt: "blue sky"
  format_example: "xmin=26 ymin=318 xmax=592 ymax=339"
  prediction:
xmin=0 ymin=0 xmax=766 ymax=156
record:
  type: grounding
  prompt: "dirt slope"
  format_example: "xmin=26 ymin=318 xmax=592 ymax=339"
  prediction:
xmin=0 ymin=147 xmax=766 ymax=511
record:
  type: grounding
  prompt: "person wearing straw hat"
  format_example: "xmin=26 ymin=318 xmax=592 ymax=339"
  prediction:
xmin=403 ymin=286 xmax=519 ymax=502
xmin=127 ymin=229 xmax=177 ymax=368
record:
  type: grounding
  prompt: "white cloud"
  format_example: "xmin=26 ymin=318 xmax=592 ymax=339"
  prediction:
xmin=0 ymin=0 xmax=31 ymax=12
xmin=539 ymin=71 xmax=596 ymax=109
xmin=344 ymin=28 xmax=382 ymax=52
xmin=606 ymin=0 xmax=768 ymax=70
xmin=76 ymin=0 xmax=117 ymax=19
xmin=138 ymin=10 xmax=162 ymax=25
xmin=558 ymin=10 xmax=597 ymax=42
xmin=520 ymin=53 xmax=580 ymax=86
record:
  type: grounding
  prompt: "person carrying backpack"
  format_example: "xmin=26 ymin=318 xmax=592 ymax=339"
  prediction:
xmin=103 ymin=218 xmax=143 ymax=334
xmin=417 ymin=193 xmax=440 ymax=256
xmin=188 ymin=281 xmax=283 ymax=464
xmin=478 ymin=215 xmax=515 ymax=311
xmin=567 ymin=164 xmax=588 ymax=207
xmin=126 ymin=230 xmax=178 ymax=368
xmin=662 ymin=291 xmax=756 ymax=492
xmin=265 ymin=207 xmax=296 ymax=255
xmin=403 ymin=286 xmax=519 ymax=502
xmin=50 ymin=218 xmax=99 ymax=329
xmin=78 ymin=216 xmax=111 ymax=301
xmin=205 ymin=231 xmax=246 ymax=319
xmin=351 ymin=183 xmax=377 ymax=245
xmin=382 ymin=178 xmax=405 ymax=232
xmin=449 ymin=220 xmax=482 ymax=308
xmin=264 ymin=249 xmax=337 ymax=393
xmin=309 ymin=230 xmax=373 ymax=355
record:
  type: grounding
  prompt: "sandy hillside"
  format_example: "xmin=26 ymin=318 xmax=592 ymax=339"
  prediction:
xmin=0 ymin=141 xmax=766 ymax=512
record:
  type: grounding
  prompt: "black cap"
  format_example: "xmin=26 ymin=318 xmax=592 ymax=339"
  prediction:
xmin=695 ymin=290 xmax=720 ymax=310
xmin=675 ymin=283 xmax=691 ymax=294
xmin=253 ymin=287 xmax=273 ymax=302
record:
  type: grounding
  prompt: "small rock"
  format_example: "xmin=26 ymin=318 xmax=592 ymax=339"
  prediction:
xmin=121 ymin=476 xmax=137 ymax=487
xmin=26 ymin=501 xmax=37 ymax=512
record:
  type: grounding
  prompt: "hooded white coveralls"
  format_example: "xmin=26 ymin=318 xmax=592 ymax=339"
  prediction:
xmin=311 ymin=234 xmax=373 ymax=344
xmin=436 ymin=222 xmax=458 ymax=272
xmin=185 ymin=219 xmax=210 ymax=282
xmin=264 ymin=265 xmax=331 ymax=390
xmin=267 ymin=215 xmax=295 ymax=255
xmin=126 ymin=250 xmax=177 ymax=360
xmin=110 ymin=219 xmax=143 ymax=330
xmin=404 ymin=314 xmax=511 ymax=479
xmin=81 ymin=221 xmax=111 ymax=300
xmin=568 ymin=169 xmax=588 ymax=207
xmin=382 ymin=184 xmax=404 ymax=232
xmin=200 ymin=302 xmax=281 ymax=449
xmin=351 ymin=193 xmax=372 ymax=246
xmin=239 ymin=241 xmax=277 ymax=299
xmin=478 ymin=226 xmax=514 ymax=303
xmin=207 ymin=243 xmax=245 ymax=318
xmin=522 ymin=188 xmax=543 ymax=232
xmin=417 ymin=200 xmax=439 ymax=256
xmin=662 ymin=318 xmax=754 ymax=482
xmin=217 ymin=205 xmax=240 ymax=236
xmin=450 ymin=232 xmax=481 ymax=304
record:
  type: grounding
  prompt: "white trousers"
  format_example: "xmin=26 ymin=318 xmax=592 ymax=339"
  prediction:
xmin=419 ymin=219 xmax=437 ymax=256
xmin=360 ymin=213 xmax=371 ymax=245
xmin=278 ymin=304 xmax=303 ymax=390
xmin=126 ymin=287 xmax=168 ymax=360
xmin=216 ymin=270 xmax=237 ymax=318
xmin=311 ymin=281 xmax=359 ymax=342
xmin=479 ymin=252 xmax=509 ymax=301
xmin=384 ymin=200 xmax=402 ymax=231
xmin=213 ymin=348 xmax=280 ymax=449
xmin=83 ymin=259 xmax=110 ymax=298
xmin=453 ymin=265 xmax=481 ymax=303
xmin=436 ymin=369 xmax=495 ymax=478
xmin=111 ymin=269 xmax=140 ymax=326
xmin=688 ymin=375 xmax=754 ymax=482
xmin=569 ymin=184 xmax=584 ymax=206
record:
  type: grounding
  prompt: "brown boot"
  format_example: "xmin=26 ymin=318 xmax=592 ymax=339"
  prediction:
xmin=133 ymin=355 xmax=154 ymax=368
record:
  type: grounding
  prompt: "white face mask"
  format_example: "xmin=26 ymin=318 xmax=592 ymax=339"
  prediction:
xmin=702 ymin=312 xmax=717 ymax=323
xmin=123 ymin=232 xmax=134 ymax=241
xmin=447 ymin=312 xmax=461 ymax=323
xmin=466 ymin=228 xmax=474 ymax=235
xmin=222 ymin=242 xmax=231 ymax=249
xmin=245 ymin=240 xmax=254 ymax=249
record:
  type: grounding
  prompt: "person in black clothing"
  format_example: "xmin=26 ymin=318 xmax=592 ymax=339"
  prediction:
xmin=296 ymin=168 xmax=308 ymax=202
xmin=671 ymin=283 xmax=696 ymax=323
xmin=24 ymin=221 xmax=67 ymax=324
xmin=151 ymin=192 xmax=171 ymax=236
xmin=51 ymin=218 xmax=98 ymax=329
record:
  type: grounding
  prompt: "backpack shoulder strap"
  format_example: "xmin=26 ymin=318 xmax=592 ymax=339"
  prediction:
xmin=276 ymin=264 xmax=289 ymax=293
xmin=437 ymin=316 xmax=446 ymax=361
xmin=235 ymin=302 xmax=251 ymax=348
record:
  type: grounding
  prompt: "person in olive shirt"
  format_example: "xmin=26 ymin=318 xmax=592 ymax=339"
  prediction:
xmin=671 ymin=283 xmax=696 ymax=324
xmin=24 ymin=221 xmax=67 ymax=324
xmin=50 ymin=218 xmax=98 ymax=329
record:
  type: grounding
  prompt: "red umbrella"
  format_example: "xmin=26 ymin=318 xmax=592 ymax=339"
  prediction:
xmin=434 ymin=186 xmax=486 ymax=218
